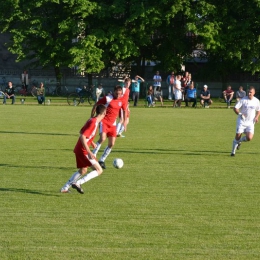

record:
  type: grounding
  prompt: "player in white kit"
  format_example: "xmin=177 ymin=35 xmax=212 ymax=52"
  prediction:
xmin=231 ymin=86 xmax=260 ymax=156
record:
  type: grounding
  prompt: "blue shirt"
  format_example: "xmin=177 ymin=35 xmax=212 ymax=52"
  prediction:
xmin=186 ymin=88 xmax=196 ymax=98
xmin=131 ymin=79 xmax=141 ymax=92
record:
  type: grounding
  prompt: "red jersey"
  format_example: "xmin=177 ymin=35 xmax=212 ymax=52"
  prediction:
xmin=97 ymin=94 xmax=127 ymax=125
xmin=74 ymin=117 xmax=99 ymax=155
xmin=122 ymin=87 xmax=130 ymax=100
xmin=224 ymin=89 xmax=234 ymax=96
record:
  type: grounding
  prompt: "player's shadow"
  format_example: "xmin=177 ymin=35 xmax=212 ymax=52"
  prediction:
xmin=0 ymin=187 xmax=59 ymax=196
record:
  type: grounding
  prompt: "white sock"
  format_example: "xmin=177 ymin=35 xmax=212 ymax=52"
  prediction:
xmin=231 ymin=139 xmax=239 ymax=154
xmin=93 ymin=142 xmax=101 ymax=156
xmin=100 ymin=146 xmax=112 ymax=162
xmin=116 ymin=123 xmax=122 ymax=134
xmin=239 ymin=136 xmax=247 ymax=142
xmin=62 ymin=171 xmax=81 ymax=189
xmin=118 ymin=125 xmax=125 ymax=135
xmin=77 ymin=170 xmax=99 ymax=185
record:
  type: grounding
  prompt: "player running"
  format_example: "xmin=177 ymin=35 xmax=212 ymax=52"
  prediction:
xmin=92 ymin=85 xmax=128 ymax=169
xmin=60 ymin=104 xmax=107 ymax=194
xmin=116 ymin=77 xmax=131 ymax=137
xmin=231 ymin=86 xmax=260 ymax=156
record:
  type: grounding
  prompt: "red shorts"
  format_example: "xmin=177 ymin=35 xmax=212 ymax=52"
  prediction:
xmin=100 ymin=121 xmax=117 ymax=137
xmin=75 ymin=152 xmax=97 ymax=168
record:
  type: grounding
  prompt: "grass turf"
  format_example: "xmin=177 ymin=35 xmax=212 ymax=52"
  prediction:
xmin=0 ymin=104 xmax=260 ymax=259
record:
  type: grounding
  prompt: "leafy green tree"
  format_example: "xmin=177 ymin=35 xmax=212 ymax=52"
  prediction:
xmin=186 ymin=0 xmax=260 ymax=81
xmin=0 ymin=0 xmax=102 ymax=82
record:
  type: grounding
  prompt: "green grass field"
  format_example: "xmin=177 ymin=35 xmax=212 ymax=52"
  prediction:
xmin=1 ymin=102 xmax=260 ymax=260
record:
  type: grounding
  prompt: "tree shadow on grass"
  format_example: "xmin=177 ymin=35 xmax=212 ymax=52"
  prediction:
xmin=0 ymin=187 xmax=59 ymax=196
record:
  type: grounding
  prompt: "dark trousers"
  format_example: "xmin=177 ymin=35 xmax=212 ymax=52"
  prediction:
xmin=185 ymin=97 xmax=197 ymax=107
xmin=132 ymin=92 xmax=140 ymax=106
xmin=37 ymin=95 xmax=45 ymax=104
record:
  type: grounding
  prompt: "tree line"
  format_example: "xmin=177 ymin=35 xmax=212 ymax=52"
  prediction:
xmin=1 ymin=0 xmax=260 ymax=83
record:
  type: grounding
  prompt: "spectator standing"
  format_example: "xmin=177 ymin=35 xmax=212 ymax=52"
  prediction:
xmin=147 ymin=85 xmax=154 ymax=107
xmin=21 ymin=70 xmax=29 ymax=91
xmin=200 ymin=85 xmax=213 ymax=108
xmin=153 ymin=71 xmax=162 ymax=94
xmin=173 ymin=75 xmax=182 ymax=107
xmin=132 ymin=75 xmax=145 ymax=106
xmin=236 ymin=86 xmax=246 ymax=102
xmin=185 ymin=81 xmax=197 ymax=107
xmin=223 ymin=85 xmax=234 ymax=108
xmin=96 ymin=84 xmax=105 ymax=102
xmin=182 ymin=73 xmax=192 ymax=99
xmin=231 ymin=86 xmax=260 ymax=156
xmin=166 ymin=71 xmax=175 ymax=100
xmin=3 ymin=81 xmax=15 ymax=105
xmin=181 ymin=71 xmax=189 ymax=86
xmin=37 ymin=82 xmax=45 ymax=104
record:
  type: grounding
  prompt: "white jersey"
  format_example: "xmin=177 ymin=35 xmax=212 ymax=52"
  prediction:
xmin=174 ymin=80 xmax=182 ymax=100
xmin=235 ymin=96 xmax=260 ymax=122
xmin=153 ymin=75 xmax=161 ymax=87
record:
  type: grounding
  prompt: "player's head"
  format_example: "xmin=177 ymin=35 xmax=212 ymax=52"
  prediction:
xmin=113 ymin=85 xmax=123 ymax=98
xmin=124 ymin=77 xmax=131 ymax=88
xmin=95 ymin=104 xmax=106 ymax=117
xmin=248 ymin=86 xmax=255 ymax=99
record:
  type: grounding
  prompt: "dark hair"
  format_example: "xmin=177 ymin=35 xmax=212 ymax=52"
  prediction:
xmin=114 ymin=85 xmax=123 ymax=91
xmin=95 ymin=104 xmax=106 ymax=115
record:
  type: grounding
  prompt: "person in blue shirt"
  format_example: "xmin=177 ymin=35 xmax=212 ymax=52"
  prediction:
xmin=132 ymin=75 xmax=145 ymax=106
xmin=185 ymin=81 xmax=197 ymax=107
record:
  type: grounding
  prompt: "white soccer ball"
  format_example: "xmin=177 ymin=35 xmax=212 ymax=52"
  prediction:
xmin=113 ymin=158 xmax=124 ymax=169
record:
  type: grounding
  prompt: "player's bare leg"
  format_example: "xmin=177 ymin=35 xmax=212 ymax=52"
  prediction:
xmin=93 ymin=132 xmax=107 ymax=156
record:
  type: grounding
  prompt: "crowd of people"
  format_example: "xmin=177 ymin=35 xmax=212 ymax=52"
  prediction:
xmin=145 ymin=71 xmax=250 ymax=109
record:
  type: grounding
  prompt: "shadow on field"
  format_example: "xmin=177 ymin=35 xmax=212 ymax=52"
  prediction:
xmin=0 ymin=187 xmax=59 ymax=196
xmin=0 ymin=130 xmax=77 ymax=136
xmin=0 ymin=163 xmax=73 ymax=170
xmin=115 ymin=149 xmax=228 ymax=155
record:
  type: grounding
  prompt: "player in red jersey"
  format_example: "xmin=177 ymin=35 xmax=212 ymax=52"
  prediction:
xmin=60 ymin=104 xmax=107 ymax=194
xmin=92 ymin=85 xmax=127 ymax=169
xmin=117 ymin=77 xmax=131 ymax=137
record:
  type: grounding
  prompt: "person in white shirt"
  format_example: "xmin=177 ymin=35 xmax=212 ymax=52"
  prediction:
xmin=153 ymin=71 xmax=162 ymax=91
xmin=173 ymin=75 xmax=182 ymax=107
xmin=231 ymin=86 xmax=260 ymax=156
xmin=96 ymin=84 xmax=105 ymax=102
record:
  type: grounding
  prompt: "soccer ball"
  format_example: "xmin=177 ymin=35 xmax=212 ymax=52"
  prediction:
xmin=113 ymin=158 xmax=124 ymax=169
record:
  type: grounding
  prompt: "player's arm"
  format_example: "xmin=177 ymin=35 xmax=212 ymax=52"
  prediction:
xmin=91 ymin=96 xmax=106 ymax=117
xmin=91 ymin=103 xmax=98 ymax=117
xmin=79 ymin=134 xmax=96 ymax=159
xmin=136 ymin=75 xmax=145 ymax=82
xmin=254 ymin=110 xmax=260 ymax=123
xmin=233 ymin=107 xmax=240 ymax=115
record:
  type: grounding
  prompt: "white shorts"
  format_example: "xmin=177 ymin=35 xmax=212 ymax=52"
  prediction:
xmin=236 ymin=118 xmax=255 ymax=134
